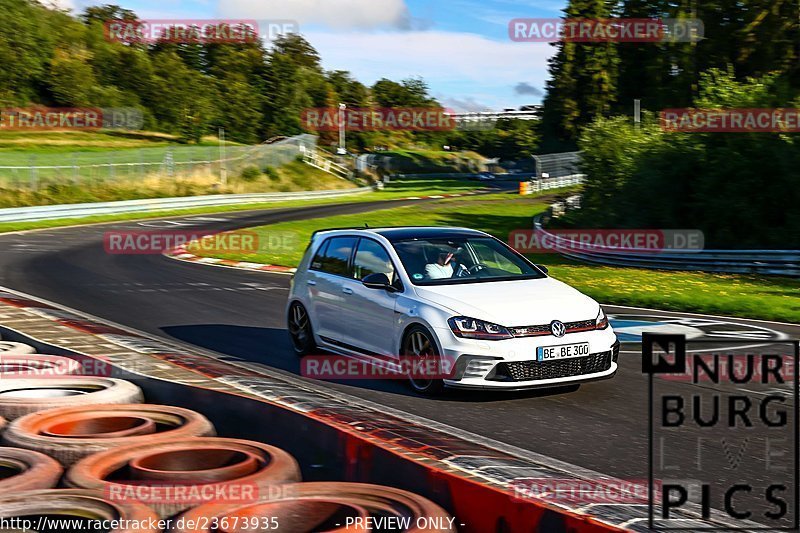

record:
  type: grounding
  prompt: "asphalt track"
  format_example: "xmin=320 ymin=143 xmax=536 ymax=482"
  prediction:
xmin=0 ymin=196 xmax=798 ymax=524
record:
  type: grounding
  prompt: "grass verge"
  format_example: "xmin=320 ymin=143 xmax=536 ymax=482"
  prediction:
xmin=189 ymin=193 xmax=800 ymax=323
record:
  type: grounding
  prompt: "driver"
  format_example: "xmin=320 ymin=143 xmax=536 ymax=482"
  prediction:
xmin=425 ymin=251 xmax=456 ymax=279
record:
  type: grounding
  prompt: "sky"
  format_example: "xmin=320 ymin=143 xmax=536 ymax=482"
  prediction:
xmin=67 ymin=0 xmax=567 ymax=111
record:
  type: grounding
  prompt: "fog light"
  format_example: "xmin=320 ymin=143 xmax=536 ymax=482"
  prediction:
xmin=453 ymin=355 xmax=501 ymax=380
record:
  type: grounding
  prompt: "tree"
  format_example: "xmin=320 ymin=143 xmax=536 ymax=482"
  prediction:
xmin=575 ymin=71 xmax=800 ymax=249
xmin=147 ymin=49 xmax=217 ymax=141
xmin=0 ymin=0 xmax=57 ymax=104
xmin=270 ymin=34 xmax=320 ymax=69
xmin=327 ymin=70 xmax=369 ymax=106
xmin=372 ymin=78 xmax=437 ymax=107
xmin=540 ymin=0 xmax=619 ymax=144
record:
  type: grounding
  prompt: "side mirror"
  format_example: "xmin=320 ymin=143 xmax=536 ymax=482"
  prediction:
xmin=536 ymin=264 xmax=549 ymax=275
xmin=362 ymin=272 xmax=395 ymax=291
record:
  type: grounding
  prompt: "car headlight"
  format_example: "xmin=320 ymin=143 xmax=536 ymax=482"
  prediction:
xmin=448 ymin=317 xmax=512 ymax=340
xmin=595 ymin=307 xmax=609 ymax=330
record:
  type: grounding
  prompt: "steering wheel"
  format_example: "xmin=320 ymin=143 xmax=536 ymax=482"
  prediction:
xmin=466 ymin=264 xmax=488 ymax=275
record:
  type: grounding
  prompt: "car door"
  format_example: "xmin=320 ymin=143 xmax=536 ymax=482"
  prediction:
xmin=307 ymin=236 xmax=359 ymax=344
xmin=347 ymin=237 xmax=401 ymax=357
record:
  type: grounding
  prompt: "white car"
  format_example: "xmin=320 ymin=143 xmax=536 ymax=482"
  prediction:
xmin=287 ymin=227 xmax=619 ymax=394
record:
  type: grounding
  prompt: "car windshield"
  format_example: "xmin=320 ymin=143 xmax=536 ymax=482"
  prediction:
xmin=391 ymin=236 xmax=545 ymax=285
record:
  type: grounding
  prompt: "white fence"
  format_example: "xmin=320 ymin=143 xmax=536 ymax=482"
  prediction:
xmin=531 ymin=174 xmax=585 ymax=192
xmin=300 ymin=147 xmax=352 ymax=180
xmin=0 ymin=135 xmax=319 ymax=189
xmin=0 ymin=186 xmax=372 ymax=223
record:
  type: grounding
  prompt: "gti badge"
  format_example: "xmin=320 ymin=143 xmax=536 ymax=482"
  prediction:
xmin=551 ymin=320 xmax=566 ymax=338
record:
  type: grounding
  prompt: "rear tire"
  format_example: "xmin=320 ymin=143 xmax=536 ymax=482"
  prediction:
xmin=402 ymin=325 xmax=444 ymax=396
xmin=287 ymin=302 xmax=316 ymax=356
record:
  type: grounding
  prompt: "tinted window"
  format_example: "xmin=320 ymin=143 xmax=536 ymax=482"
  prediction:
xmin=314 ymin=236 xmax=357 ymax=276
xmin=310 ymin=239 xmax=330 ymax=271
xmin=353 ymin=239 xmax=395 ymax=280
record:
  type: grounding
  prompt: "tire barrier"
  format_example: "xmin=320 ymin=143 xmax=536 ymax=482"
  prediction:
xmin=0 ymin=489 xmax=161 ymax=532
xmin=0 ymin=447 xmax=63 ymax=494
xmin=0 ymin=377 xmax=143 ymax=420
xmin=4 ymin=404 xmax=216 ymax=466
xmin=65 ymin=437 xmax=302 ymax=518
xmin=0 ymin=302 xmax=630 ymax=532
xmin=0 ymin=341 xmax=35 ymax=355
xmin=174 ymin=482 xmax=455 ymax=532
xmin=0 ymin=354 xmax=82 ymax=378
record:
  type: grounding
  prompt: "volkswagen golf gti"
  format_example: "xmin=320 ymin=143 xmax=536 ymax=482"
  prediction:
xmin=287 ymin=226 xmax=619 ymax=394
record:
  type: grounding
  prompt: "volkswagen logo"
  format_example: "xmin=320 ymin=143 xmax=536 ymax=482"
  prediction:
xmin=550 ymin=320 xmax=566 ymax=338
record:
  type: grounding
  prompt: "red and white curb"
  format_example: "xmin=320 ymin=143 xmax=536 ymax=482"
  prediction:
xmin=164 ymin=192 xmax=482 ymax=274
xmin=166 ymin=248 xmax=297 ymax=274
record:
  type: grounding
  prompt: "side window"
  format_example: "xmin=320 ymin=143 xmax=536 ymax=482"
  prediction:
xmin=310 ymin=239 xmax=330 ymax=271
xmin=314 ymin=236 xmax=357 ymax=276
xmin=353 ymin=239 xmax=395 ymax=280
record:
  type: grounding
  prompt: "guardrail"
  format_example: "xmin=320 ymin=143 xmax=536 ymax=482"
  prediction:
xmin=533 ymin=213 xmax=800 ymax=277
xmin=0 ymin=187 xmax=373 ymax=223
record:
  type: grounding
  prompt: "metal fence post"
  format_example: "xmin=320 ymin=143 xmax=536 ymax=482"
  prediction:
xmin=29 ymin=156 xmax=37 ymax=190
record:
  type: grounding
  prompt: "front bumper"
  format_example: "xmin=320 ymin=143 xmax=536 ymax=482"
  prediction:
xmin=435 ymin=327 xmax=619 ymax=390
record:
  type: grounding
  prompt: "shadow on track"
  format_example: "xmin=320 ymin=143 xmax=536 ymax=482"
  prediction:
xmin=161 ymin=324 xmax=581 ymax=403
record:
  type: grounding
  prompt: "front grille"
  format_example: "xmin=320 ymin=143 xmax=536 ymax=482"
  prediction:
xmin=490 ymin=352 xmax=612 ymax=382
xmin=510 ymin=319 xmax=595 ymax=338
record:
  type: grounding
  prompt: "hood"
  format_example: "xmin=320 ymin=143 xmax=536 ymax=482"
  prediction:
xmin=414 ymin=277 xmax=599 ymax=326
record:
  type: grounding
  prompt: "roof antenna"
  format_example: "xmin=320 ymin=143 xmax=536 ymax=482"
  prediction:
xmin=364 ymin=223 xmax=370 ymax=228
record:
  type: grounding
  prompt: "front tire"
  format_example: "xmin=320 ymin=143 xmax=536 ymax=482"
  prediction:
xmin=402 ymin=325 xmax=444 ymax=396
xmin=288 ymin=302 xmax=316 ymax=356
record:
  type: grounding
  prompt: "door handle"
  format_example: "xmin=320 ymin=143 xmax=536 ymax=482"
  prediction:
xmin=307 ymin=280 xmax=317 ymax=286
xmin=342 ymin=287 xmax=353 ymax=295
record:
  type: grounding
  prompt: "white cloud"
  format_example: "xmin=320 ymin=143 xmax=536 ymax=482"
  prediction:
xmin=305 ymin=30 xmax=555 ymax=108
xmin=218 ymin=0 xmax=410 ymax=30
xmin=439 ymin=96 xmax=491 ymax=112
xmin=308 ymin=30 xmax=552 ymax=84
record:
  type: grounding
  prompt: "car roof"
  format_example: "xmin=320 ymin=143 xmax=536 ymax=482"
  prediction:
xmin=314 ymin=226 xmax=488 ymax=242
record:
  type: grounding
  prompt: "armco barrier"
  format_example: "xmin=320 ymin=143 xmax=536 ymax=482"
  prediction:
xmin=0 ymin=187 xmax=372 ymax=223
xmin=533 ymin=214 xmax=800 ymax=277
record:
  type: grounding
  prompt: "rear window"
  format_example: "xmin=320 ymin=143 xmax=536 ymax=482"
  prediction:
xmin=310 ymin=236 xmax=357 ymax=276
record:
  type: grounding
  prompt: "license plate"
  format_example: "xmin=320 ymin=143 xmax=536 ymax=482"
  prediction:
xmin=537 ymin=342 xmax=590 ymax=361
